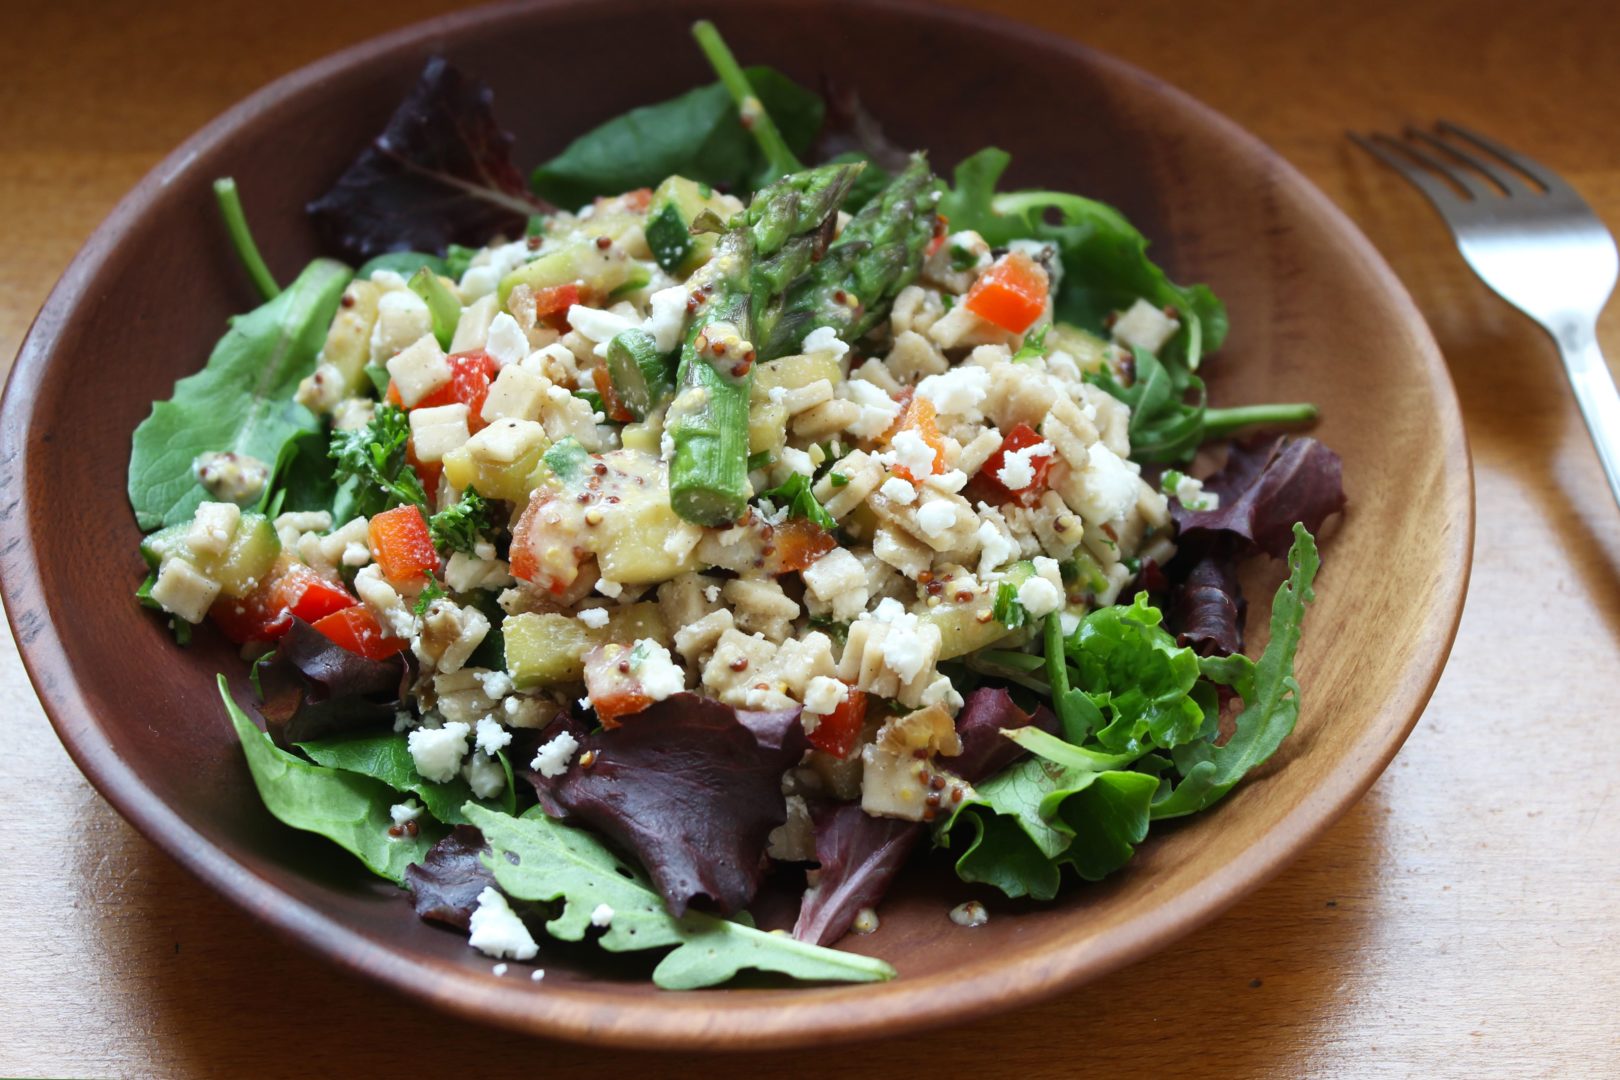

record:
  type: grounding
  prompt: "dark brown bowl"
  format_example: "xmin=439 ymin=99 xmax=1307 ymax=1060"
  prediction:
xmin=0 ymin=0 xmax=1471 ymax=1050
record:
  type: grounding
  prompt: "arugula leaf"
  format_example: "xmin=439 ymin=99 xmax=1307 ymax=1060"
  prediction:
xmin=1152 ymin=525 xmax=1321 ymax=818
xmin=297 ymin=731 xmax=500 ymax=826
xmin=428 ymin=489 xmax=496 ymax=554
xmin=465 ymin=804 xmax=895 ymax=990
xmin=128 ymin=258 xmax=352 ymax=530
xmin=759 ymin=472 xmax=836 ymax=530
xmin=328 ymin=404 xmax=429 ymax=517
xmin=220 ymin=676 xmax=434 ymax=882
xmin=529 ymin=67 xmax=823 ymax=207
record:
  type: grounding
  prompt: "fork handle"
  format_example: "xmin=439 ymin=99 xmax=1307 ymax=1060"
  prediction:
xmin=1556 ymin=323 xmax=1620 ymax=507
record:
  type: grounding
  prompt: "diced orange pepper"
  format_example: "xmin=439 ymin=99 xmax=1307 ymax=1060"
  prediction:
xmin=885 ymin=396 xmax=946 ymax=482
xmin=411 ymin=350 xmax=498 ymax=430
xmin=964 ymin=251 xmax=1049 ymax=333
xmin=591 ymin=366 xmax=635 ymax=423
xmin=311 ymin=606 xmax=408 ymax=660
xmin=764 ymin=518 xmax=838 ymax=573
xmin=369 ymin=505 xmax=439 ymax=583
xmin=533 ymin=283 xmax=581 ymax=322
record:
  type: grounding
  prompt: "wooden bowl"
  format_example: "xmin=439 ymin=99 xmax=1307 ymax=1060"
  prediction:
xmin=0 ymin=0 xmax=1471 ymax=1050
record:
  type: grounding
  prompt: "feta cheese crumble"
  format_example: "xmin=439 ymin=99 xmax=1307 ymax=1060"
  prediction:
xmin=995 ymin=440 xmax=1053 ymax=491
xmin=879 ymin=476 xmax=917 ymax=504
xmin=468 ymin=887 xmax=539 ymax=960
xmin=475 ymin=716 xmax=512 ymax=755
xmin=530 ymin=731 xmax=580 ymax=778
xmin=589 ymin=903 xmax=615 ymax=928
xmin=577 ymin=607 xmax=610 ymax=629
xmin=407 ymin=722 xmax=471 ymax=783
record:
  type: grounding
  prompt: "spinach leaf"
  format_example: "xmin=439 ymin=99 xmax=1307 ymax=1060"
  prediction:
xmin=529 ymin=67 xmax=823 ymax=207
xmin=298 ymin=731 xmax=499 ymax=826
xmin=220 ymin=675 xmax=434 ymax=882
xmin=258 ymin=427 xmax=338 ymax=518
xmin=128 ymin=258 xmax=352 ymax=531
xmin=1152 ymin=524 xmax=1321 ymax=818
xmin=466 ymin=804 xmax=894 ymax=989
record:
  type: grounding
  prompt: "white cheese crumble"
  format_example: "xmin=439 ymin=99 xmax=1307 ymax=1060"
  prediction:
xmin=802 ymin=325 xmax=850 ymax=359
xmin=589 ymin=903 xmax=615 ymax=928
xmin=492 ymin=963 xmax=509 ymax=977
xmin=780 ymin=446 xmax=815 ymax=476
xmin=475 ymin=670 xmax=514 ymax=699
xmin=949 ymin=900 xmax=989 ymax=928
xmin=576 ymin=607 xmax=610 ymax=629
xmin=995 ymin=440 xmax=1053 ymax=491
xmin=867 ymin=598 xmax=933 ymax=682
xmin=888 ymin=428 xmax=938 ymax=478
xmin=463 ymin=752 xmax=506 ymax=799
xmin=468 ymin=887 xmax=539 ymax=960
xmin=567 ymin=304 xmax=637 ymax=355
xmin=1016 ymin=574 xmax=1064 ymax=619
xmin=407 ymin=722 xmax=471 ymax=783
xmin=1075 ymin=442 xmax=1140 ymax=523
xmin=916 ymin=365 xmax=991 ymax=418
xmin=531 ymin=969 xmax=546 ymax=982
xmin=389 ymin=800 xmax=423 ymax=827
xmin=630 ymin=639 xmax=686 ymax=701
xmin=475 ymin=716 xmax=512 ymax=755
xmin=844 ymin=380 xmax=902 ymax=438
xmin=802 ymin=675 xmax=849 ymax=716
xmin=643 ymin=285 xmax=689 ymax=353
xmin=596 ymin=577 xmax=624 ymax=599
xmin=530 ymin=731 xmax=580 ymax=778
xmin=915 ymin=500 xmax=958 ymax=539
xmin=879 ymin=476 xmax=917 ymax=504
xmin=484 ymin=312 xmax=530 ymax=368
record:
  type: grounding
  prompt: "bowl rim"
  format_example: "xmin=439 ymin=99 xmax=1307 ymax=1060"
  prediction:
xmin=0 ymin=0 xmax=1473 ymax=1050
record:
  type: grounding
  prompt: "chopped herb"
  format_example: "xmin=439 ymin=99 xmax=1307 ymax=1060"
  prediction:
xmin=948 ymin=244 xmax=979 ymax=272
xmin=828 ymin=471 xmax=850 ymax=487
xmin=746 ymin=450 xmax=776 ymax=472
xmin=428 ymin=489 xmax=496 ymax=554
xmin=574 ymin=389 xmax=605 ymax=413
xmin=413 ymin=573 xmax=447 ymax=615
xmin=1011 ymin=324 xmax=1050 ymax=363
xmin=759 ymin=472 xmax=837 ymax=530
xmin=444 ymin=243 xmax=479 ymax=281
xmin=526 ymin=214 xmax=548 ymax=237
xmin=329 ymin=403 xmax=429 ymax=517
xmin=941 ymin=293 xmax=956 ymax=311
xmin=992 ymin=581 xmax=1027 ymax=628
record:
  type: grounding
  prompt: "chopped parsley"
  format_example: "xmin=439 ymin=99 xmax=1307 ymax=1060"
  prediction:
xmin=759 ymin=472 xmax=837 ymax=531
xmin=329 ymin=404 xmax=429 ymax=517
xmin=429 ymin=489 xmax=496 ymax=555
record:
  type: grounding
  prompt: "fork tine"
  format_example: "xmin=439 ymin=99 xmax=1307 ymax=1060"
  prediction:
xmin=1349 ymin=131 xmax=1468 ymax=211
xmin=1435 ymin=120 xmax=1567 ymax=195
xmin=1406 ymin=127 xmax=1526 ymax=196
xmin=1381 ymin=132 xmax=1495 ymax=200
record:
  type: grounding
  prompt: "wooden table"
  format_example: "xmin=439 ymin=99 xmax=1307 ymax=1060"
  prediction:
xmin=3 ymin=0 xmax=1616 ymax=1075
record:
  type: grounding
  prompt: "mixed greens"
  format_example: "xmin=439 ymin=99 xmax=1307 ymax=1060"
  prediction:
xmin=128 ymin=22 xmax=1344 ymax=990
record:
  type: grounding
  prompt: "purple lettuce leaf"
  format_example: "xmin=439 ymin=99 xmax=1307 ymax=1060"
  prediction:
xmin=1174 ymin=435 xmax=1346 ymax=558
xmin=1165 ymin=435 xmax=1345 ymax=656
xmin=253 ymin=618 xmax=408 ymax=748
xmin=404 ymin=825 xmax=493 ymax=930
xmin=306 ymin=57 xmax=550 ymax=262
xmin=812 ymin=79 xmax=912 ymax=174
xmin=791 ymin=688 xmax=1057 ymax=946
xmin=1171 ymin=552 xmax=1247 ymax=656
xmin=524 ymin=693 xmax=808 ymax=918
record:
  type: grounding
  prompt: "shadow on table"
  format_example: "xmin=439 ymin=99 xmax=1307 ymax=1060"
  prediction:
xmin=80 ymin=775 xmax=1390 ymax=1079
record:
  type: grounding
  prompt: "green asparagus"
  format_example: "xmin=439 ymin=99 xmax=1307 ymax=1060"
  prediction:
xmin=762 ymin=154 xmax=942 ymax=359
xmin=667 ymin=164 xmax=861 ymax=526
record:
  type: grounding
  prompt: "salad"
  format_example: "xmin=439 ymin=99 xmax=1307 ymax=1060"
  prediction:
xmin=128 ymin=23 xmax=1345 ymax=989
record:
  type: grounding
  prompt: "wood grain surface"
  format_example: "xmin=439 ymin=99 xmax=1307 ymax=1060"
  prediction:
xmin=0 ymin=0 xmax=1615 ymax=1076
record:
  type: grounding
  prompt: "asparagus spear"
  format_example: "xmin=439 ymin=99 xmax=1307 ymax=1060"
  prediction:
xmin=761 ymin=154 xmax=942 ymax=359
xmin=667 ymin=164 xmax=861 ymax=526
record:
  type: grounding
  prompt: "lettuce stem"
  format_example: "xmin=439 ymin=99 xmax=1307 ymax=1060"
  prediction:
xmin=212 ymin=177 xmax=280 ymax=301
xmin=1202 ymin=402 xmax=1319 ymax=439
xmin=691 ymin=20 xmax=802 ymax=180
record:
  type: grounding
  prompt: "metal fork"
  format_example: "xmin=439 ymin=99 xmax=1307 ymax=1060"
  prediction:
xmin=1351 ymin=120 xmax=1620 ymax=506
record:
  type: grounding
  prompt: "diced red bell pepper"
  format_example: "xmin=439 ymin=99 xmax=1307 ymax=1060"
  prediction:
xmin=925 ymin=213 xmax=949 ymax=258
xmin=964 ymin=251 xmax=1049 ymax=333
xmin=884 ymin=396 xmax=946 ymax=483
xmin=582 ymin=643 xmax=654 ymax=728
xmin=972 ymin=422 xmax=1054 ymax=506
xmin=406 ymin=439 xmax=443 ymax=500
xmin=209 ymin=560 xmax=356 ymax=644
xmin=409 ymin=350 xmax=499 ymax=430
xmin=807 ymin=687 xmax=867 ymax=759
xmin=533 ymin=283 xmax=581 ymax=322
xmin=369 ymin=505 xmax=439 ymax=583
xmin=509 ymin=491 xmax=588 ymax=595
xmin=311 ymin=605 xmax=408 ymax=660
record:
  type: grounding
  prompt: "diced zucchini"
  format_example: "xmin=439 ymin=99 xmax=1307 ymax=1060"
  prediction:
xmin=497 ymin=240 xmax=644 ymax=306
xmin=209 ymin=512 xmax=281 ymax=597
xmin=595 ymin=496 xmax=699 ymax=585
xmin=441 ymin=420 xmax=549 ymax=503
xmin=644 ymin=175 xmax=728 ymax=275
xmin=504 ymin=602 xmax=668 ymax=689
xmin=748 ymin=401 xmax=788 ymax=456
xmin=140 ymin=523 xmax=188 ymax=570
xmin=928 ymin=561 xmax=1036 ymax=660
xmin=605 ymin=329 xmax=673 ymax=420
xmin=319 ymin=280 xmax=382 ymax=392
xmin=754 ymin=352 xmax=843 ymax=396
xmin=1047 ymin=322 xmax=1117 ymax=375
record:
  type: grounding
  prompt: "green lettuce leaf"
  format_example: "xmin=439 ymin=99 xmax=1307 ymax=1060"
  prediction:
xmin=297 ymin=732 xmax=504 ymax=826
xmin=219 ymin=676 xmax=434 ymax=882
xmin=529 ymin=68 xmax=823 ymax=207
xmin=129 ymin=258 xmax=352 ymax=530
xmin=1152 ymin=524 xmax=1321 ymax=819
xmin=1069 ymin=592 xmax=1209 ymax=753
xmin=464 ymin=804 xmax=895 ymax=990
